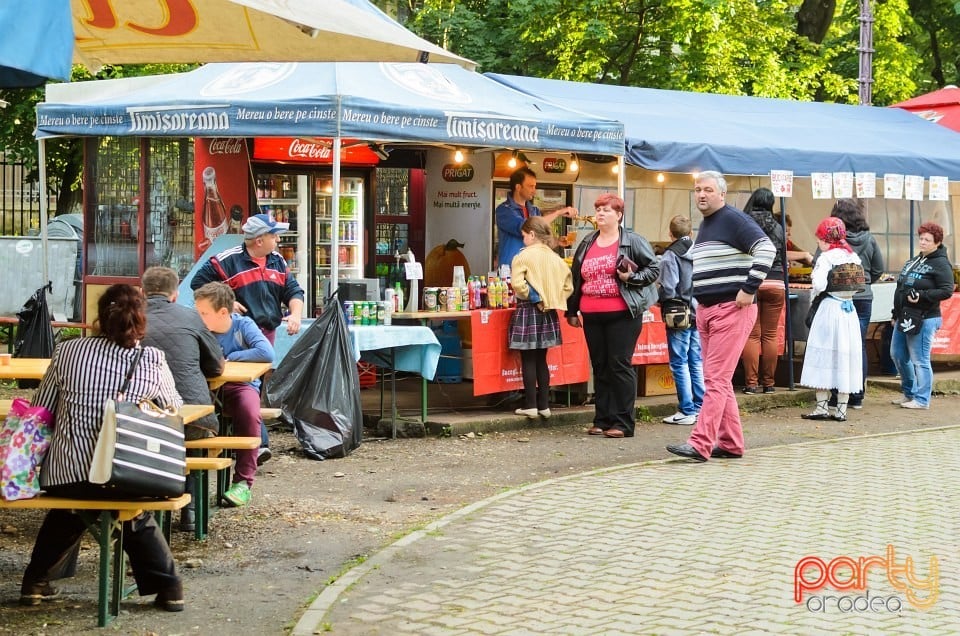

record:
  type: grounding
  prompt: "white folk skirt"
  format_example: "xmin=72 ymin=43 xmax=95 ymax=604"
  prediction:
xmin=800 ymin=294 xmax=864 ymax=393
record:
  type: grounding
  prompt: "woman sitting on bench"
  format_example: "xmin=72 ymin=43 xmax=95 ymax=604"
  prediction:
xmin=20 ymin=284 xmax=186 ymax=612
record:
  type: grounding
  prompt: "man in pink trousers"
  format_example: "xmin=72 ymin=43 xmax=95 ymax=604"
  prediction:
xmin=666 ymin=171 xmax=776 ymax=462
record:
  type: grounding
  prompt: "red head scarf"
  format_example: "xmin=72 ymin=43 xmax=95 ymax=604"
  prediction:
xmin=815 ymin=217 xmax=852 ymax=253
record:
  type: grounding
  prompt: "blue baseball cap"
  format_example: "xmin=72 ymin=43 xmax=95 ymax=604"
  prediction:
xmin=242 ymin=213 xmax=289 ymax=239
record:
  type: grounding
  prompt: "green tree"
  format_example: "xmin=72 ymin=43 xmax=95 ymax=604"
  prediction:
xmin=0 ymin=64 xmax=195 ymax=215
xmin=407 ymin=0 xmax=938 ymax=105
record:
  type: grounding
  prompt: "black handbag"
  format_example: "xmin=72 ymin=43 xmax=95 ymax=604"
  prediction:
xmin=88 ymin=348 xmax=186 ymax=498
xmin=897 ymin=305 xmax=926 ymax=334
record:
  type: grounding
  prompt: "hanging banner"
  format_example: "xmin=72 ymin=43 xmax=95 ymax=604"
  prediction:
xmin=855 ymin=172 xmax=877 ymax=198
xmin=470 ymin=309 xmax=590 ymax=396
xmin=632 ymin=308 xmax=670 ymax=365
xmin=194 ymin=138 xmax=250 ymax=258
xmin=932 ymin=294 xmax=960 ymax=356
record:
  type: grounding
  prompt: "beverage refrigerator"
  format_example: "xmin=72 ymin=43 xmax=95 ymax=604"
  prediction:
xmin=252 ymin=167 xmax=369 ymax=315
xmin=313 ymin=173 xmax=366 ymax=304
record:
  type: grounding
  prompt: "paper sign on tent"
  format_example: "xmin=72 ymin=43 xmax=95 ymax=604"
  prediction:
xmin=884 ymin=174 xmax=904 ymax=199
xmin=811 ymin=172 xmax=832 ymax=199
xmin=904 ymin=175 xmax=925 ymax=201
xmin=770 ymin=170 xmax=793 ymax=197
xmin=833 ymin=172 xmax=853 ymax=198
xmin=855 ymin=172 xmax=876 ymax=198
xmin=929 ymin=176 xmax=949 ymax=201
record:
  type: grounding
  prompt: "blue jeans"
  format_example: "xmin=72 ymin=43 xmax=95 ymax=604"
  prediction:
xmin=890 ymin=316 xmax=941 ymax=406
xmin=666 ymin=326 xmax=705 ymax=416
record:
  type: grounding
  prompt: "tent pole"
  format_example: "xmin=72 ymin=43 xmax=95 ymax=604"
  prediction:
xmin=909 ymin=200 xmax=915 ymax=258
xmin=616 ymin=156 xmax=625 ymax=199
xmin=780 ymin=196 xmax=795 ymax=390
xmin=38 ymin=138 xmax=49 ymax=285
xmin=331 ymin=137 xmax=342 ymax=292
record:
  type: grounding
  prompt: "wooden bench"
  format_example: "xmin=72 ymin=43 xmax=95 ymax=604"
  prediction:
xmin=184 ymin=436 xmax=259 ymax=518
xmin=183 ymin=456 xmax=233 ymax=540
xmin=0 ymin=493 xmax=190 ymax=627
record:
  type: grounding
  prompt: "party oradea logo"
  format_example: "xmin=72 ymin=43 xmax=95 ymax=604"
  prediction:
xmin=795 ymin=545 xmax=938 ymax=613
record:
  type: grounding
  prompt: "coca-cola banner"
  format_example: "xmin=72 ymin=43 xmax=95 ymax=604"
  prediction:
xmin=37 ymin=63 xmax=624 ymax=156
xmin=252 ymin=138 xmax=380 ymax=165
xmin=194 ymin=138 xmax=250 ymax=258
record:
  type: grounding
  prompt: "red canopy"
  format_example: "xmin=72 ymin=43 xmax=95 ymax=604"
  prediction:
xmin=893 ymin=85 xmax=960 ymax=132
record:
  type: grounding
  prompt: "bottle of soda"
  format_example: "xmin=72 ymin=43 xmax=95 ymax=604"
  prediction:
xmin=201 ymin=166 xmax=228 ymax=246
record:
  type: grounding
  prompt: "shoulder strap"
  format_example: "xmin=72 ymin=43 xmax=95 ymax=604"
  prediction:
xmin=118 ymin=346 xmax=145 ymax=398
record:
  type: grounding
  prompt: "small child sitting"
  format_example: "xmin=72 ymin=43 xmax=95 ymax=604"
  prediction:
xmin=193 ymin=282 xmax=274 ymax=507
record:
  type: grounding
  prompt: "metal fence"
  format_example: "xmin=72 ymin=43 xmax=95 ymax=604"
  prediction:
xmin=0 ymin=155 xmax=43 ymax=235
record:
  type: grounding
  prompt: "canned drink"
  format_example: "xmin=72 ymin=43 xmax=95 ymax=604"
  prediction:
xmin=446 ymin=287 xmax=459 ymax=312
xmin=435 ymin=287 xmax=447 ymax=311
xmin=382 ymin=302 xmax=392 ymax=326
xmin=423 ymin=287 xmax=438 ymax=311
xmin=353 ymin=300 xmax=364 ymax=324
xmin=343 ymin=301 xmax=354 ymax=325
xmin=377 ymin=302 xmax=386 ymax=325
xmin=360 ymin=301 xmax=371 ymax=325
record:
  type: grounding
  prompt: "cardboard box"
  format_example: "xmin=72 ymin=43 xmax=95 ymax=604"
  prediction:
xmin=640 ymin=364 xmax=675 ymax=397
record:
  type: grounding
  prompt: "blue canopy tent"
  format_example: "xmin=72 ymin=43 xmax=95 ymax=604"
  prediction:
xmin=0 ymin=0 xmax=73 ymax=88
xmin=486 ymin=74 xmax=960 ymax=178
xmin=35 ymin=62 xmax=624 ymax=281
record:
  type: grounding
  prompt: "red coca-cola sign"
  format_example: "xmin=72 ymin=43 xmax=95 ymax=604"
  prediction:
xmin=253 ymin=138 xmax=380 ymax=165
xmin=207 ymin=138 xmax=245 ymax=155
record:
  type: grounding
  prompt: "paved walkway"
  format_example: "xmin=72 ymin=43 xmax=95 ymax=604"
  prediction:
xmin=295 ymin=426 xmax=959 ymax=635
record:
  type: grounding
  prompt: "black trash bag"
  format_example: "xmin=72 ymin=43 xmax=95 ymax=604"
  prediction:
xmin=265 ymin=294 xmax=362 ymax=460
xmin=13 ymin=283 xmax=55 ymax=389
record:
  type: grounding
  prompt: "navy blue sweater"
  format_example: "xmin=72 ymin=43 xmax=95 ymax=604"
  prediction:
xmin=690 ymin=205 xmax=776 ymax=307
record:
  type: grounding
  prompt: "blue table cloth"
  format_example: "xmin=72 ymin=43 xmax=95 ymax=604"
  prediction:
xmin=275 ymin=320 xmax=440 ymax=381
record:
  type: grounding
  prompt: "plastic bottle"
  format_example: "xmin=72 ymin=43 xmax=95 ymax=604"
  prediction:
xmin=467 ymin=278 xmax=476 ymax=310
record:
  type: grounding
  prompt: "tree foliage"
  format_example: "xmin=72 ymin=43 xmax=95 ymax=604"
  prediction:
xmin=404 ymin=0 xmax=957 ymax=105
xmin=0 ymin=64 xmax=195 ymax=214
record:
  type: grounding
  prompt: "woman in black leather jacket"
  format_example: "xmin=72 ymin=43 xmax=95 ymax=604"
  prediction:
xmin=567 ymin=193 xmax=658 ymax=438
xmin=890 ymin=222 xmax=954 ymax=409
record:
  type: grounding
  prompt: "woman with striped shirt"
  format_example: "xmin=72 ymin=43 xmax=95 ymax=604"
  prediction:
xmin=20 ymin=284 xmax=185 ymax=612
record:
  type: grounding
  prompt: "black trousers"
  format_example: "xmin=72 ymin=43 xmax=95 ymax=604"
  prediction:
xmin=582 ymin=310 xmax=644 ymax=435
xmin=520 ymin=349 xmax=550 ymax=410
xmin=22 ymin=484 xmax=180 ymax=596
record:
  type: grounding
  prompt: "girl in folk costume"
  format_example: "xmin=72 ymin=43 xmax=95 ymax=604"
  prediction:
xmin=508 ymin=216 xmax=574 ymax=419
xmin=800 ymin=217 xmax=865 ymax=422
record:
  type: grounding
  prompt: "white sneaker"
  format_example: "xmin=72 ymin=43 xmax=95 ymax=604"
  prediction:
xmin=514 ymin=407 xmax=538 ymax=419
xmin=900 ymin=400 xmax=929 ymax=410
xmin=538 ymin=409 xmax=552 ymax=419
xmin=890 ymin=396 xmax=909 ymax=405
xmin=662 ymin=412 xmax=697 ymax=425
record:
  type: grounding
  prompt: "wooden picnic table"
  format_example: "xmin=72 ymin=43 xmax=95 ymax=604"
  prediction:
xmin=0 ymin=358 xmax=271 ymax=390
xmin=0 ymin=401 xmax=214 ymax=422
xmin=207 ymin=360 xmax=273 ymax=390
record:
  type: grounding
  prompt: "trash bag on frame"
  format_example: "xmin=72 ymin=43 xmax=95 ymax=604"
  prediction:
xmin=264 ymin=294 xmax=362 ymax=459
xmin=14 ymin=283 xmax=54 ymax=389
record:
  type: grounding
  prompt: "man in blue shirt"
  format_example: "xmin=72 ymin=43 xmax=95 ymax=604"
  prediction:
xmin=495 ymin=167 xmax=576 ymax=269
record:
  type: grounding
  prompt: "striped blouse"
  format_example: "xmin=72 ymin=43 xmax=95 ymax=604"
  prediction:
xmin=34 ymin=337 xmax=182 ymax=489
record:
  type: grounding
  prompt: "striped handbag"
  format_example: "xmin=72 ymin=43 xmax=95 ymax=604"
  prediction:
xmin=88 ymin=348 xmax=186 ymax=498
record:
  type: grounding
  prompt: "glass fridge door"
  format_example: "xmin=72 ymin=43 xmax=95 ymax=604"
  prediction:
xmin=254 ymin=171 xmax=310 ymax=313
xmin=314 ymin=175 xmax=364 ymax=302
